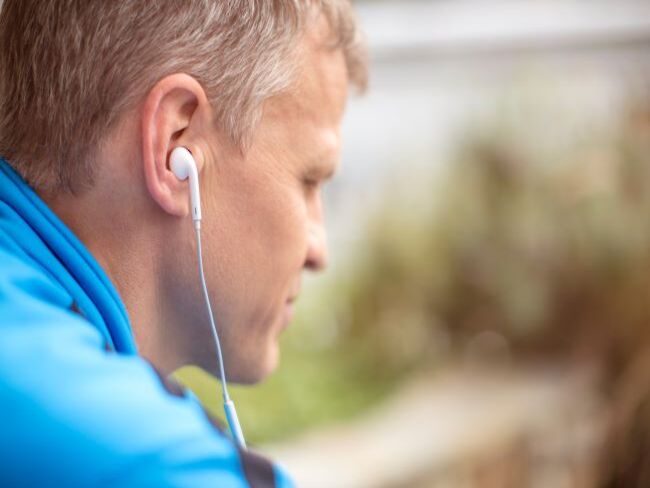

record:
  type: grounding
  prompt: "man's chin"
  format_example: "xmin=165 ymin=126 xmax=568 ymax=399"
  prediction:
xmin=215 ymin=342 xmax=280 ymax=386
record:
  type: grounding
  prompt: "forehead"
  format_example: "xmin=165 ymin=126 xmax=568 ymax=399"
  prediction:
xmin=263 ymin=15 xmax=349 ymax=131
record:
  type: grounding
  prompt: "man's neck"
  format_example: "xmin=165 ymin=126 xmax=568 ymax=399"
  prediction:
xmin=43 ymin=189 xmax=185 ymax=374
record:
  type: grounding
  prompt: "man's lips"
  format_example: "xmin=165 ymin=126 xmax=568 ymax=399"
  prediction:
xmin=282 ymin=283 xmax=300 ymax=327
xmin=283 ymin=296 xmax=298 ymax=325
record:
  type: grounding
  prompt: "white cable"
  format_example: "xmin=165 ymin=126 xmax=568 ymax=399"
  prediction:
xmin=194 ymin=224 xmax=246 ymax=449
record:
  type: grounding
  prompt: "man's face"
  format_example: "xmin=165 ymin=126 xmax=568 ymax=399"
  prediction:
xmin=194 ymin=23 xmax=349 ymax=383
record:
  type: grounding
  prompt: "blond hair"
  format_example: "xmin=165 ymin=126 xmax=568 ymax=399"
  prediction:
xmin=0 ymin=0 xmax=367 ymax=193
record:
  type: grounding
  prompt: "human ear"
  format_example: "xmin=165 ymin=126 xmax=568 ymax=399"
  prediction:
xmin=140 ymin=73 xmax=209 ymax=219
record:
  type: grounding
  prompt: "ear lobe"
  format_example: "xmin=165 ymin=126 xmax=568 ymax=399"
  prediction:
xmin=140 ymin=74 xmax=209 ymax=219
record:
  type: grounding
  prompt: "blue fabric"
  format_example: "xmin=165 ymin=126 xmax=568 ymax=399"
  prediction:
xmin=0 ymin=159 xmax=294 ymax=488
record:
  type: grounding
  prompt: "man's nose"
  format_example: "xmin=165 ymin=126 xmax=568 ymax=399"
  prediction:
xmin=305 ymin=223 xmax=328 ymax=272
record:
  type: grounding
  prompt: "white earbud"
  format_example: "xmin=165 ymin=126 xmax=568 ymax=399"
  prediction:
xmin=170 ymin=146 xmax=202 ymax=226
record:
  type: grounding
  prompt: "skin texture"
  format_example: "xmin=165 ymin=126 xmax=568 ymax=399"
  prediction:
xmin=45 ymin=16 xmax=349 ymax=384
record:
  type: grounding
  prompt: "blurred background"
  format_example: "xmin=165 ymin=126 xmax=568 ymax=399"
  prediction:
xmin=177 ymin=1 xmax=650 ymax=486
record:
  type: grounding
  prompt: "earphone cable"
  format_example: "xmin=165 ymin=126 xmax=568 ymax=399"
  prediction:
xmin=194 ymin=224 xmax=246 ymax=450
xmin=194 ymin=226 xmax=231 ymax=402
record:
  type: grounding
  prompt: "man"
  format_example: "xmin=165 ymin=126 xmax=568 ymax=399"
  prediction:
xmin=0 ymin=1 xmax=367 ymax=486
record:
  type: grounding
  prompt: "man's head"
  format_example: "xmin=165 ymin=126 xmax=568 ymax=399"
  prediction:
xmin=0 ymin=1 xmax=367 ymax=383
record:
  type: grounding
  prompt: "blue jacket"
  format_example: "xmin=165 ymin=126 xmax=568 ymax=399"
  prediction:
xmin=0 ymin=159 xmax=294 ymax=487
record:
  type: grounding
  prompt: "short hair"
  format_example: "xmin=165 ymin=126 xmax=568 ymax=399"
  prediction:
xmin=0 ymin=0 xmax=367 ymax=193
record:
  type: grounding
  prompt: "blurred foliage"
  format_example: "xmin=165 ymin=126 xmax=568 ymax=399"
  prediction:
xmin=178 ymin=94 xmax=650 ymax=444
xmin=346 ymin=95 xmax=650 ymax=380
xmin=438 ymin=98 xmax=650 ymax=373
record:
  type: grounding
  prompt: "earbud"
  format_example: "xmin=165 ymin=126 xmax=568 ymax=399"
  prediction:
xmin=170 ymin=146 xmax=202 ymax=226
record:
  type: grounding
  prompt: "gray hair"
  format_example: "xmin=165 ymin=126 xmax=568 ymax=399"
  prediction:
xmin=0 ymin=0 xmax=367 ymax=193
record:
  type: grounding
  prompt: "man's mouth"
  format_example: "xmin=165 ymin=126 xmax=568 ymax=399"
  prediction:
xmin=283 ymin=297 xmax=297 ymax=326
